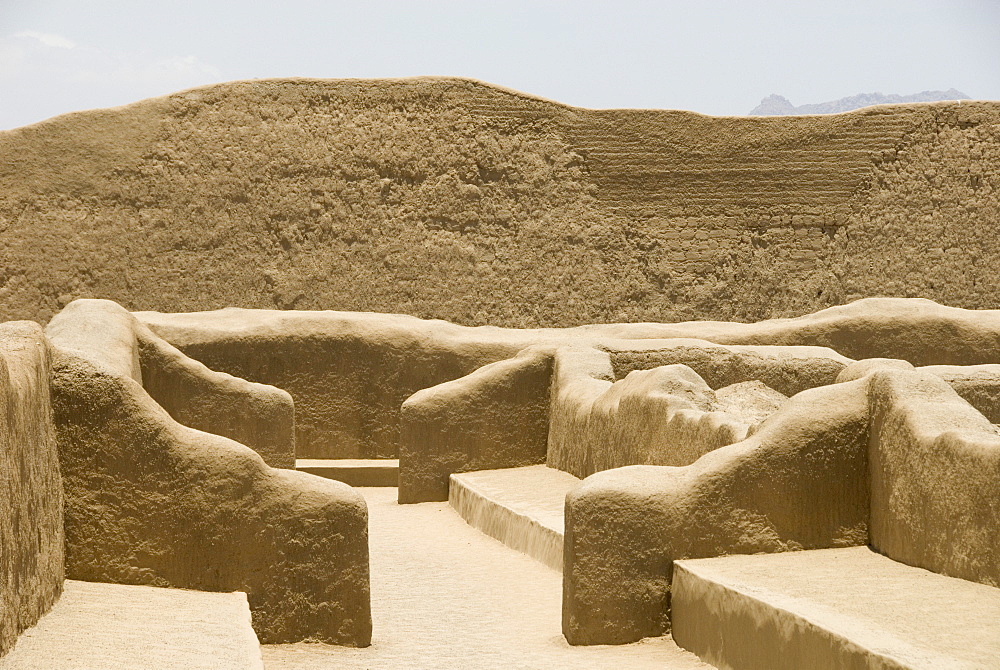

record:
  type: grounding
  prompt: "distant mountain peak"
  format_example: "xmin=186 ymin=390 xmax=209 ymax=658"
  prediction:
xmin=749 ymin=89 xmax=970 ymax=115
xmin=751 ymin=94 xmax=796 ymax=115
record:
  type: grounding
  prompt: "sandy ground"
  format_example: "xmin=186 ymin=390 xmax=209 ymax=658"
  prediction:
xmin=264 ymin=487 xmax=708 ymax=670
xmin=0 ymin=580 xmax=262 ymax=669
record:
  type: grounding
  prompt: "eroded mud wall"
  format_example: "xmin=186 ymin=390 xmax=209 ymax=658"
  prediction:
xmin=868 ymin=370 xmax=1000 ymax=587
xmin=1 ymin=78 xmax=998 ymax=326
xmin=0 ymin=322 xmax=62 ymax=657
xmin=46 ymin=300 xmax=372 ymax=645
xmin=141 ymin=311 xmax=522 ymax=459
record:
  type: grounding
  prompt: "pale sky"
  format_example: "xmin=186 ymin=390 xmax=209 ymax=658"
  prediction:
xmin=1 ymin=0 xmax=998 ymax=129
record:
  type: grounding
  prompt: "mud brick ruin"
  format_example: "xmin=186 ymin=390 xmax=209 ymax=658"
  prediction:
xmin=1 ymin=78 xmax=998 ymax=669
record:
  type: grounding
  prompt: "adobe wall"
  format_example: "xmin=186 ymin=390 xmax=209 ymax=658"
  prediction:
xmin=563 ymin=378 xmax=873 ymax=644
xmin=139 ymin=298 xmax=1000 ymax=460
xmin=138 ymin=309 xmax=527 ymax=459
xmin=546 ymin=346 xmax=818 ymax=479
xmin=0 ymin=78 xmax=997 ymax=327
xmin=0 ymin=322 xmax=63 ymax=657
xmin=867 ymin=369 xmax=1000 ymax=587
xmin=562 ymin=353 xmax=1000 ymax=645
xmin=399 ymin=347 xmax=553 ymax=502
xmin=137 ymin=322 xmax=295 ymax=468
xmin=917 ymin=364 xmax=1000 ymax=422
xmin=46 ymin=300 xmax=371 ymax=645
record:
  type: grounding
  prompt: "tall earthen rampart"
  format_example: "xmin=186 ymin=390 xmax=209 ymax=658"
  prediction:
xmin=0 ymin=78 xmax=997 ymax=326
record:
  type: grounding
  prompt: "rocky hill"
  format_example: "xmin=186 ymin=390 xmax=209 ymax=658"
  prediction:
xmin=751 ymin=89 xmax=970 ymax=115
xmin=1 ymin=77 xmax=998 ymax=326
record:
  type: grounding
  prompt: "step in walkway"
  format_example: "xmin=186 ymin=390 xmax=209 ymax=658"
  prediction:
xmin=672 ymin=546 xmax=1000 ymax=670
xmin=449 ymin=465 xmax=580 ymax=571
xmin=0 ymin=580 xmax=262 ymax=670
xmin=295 ymin=459 xmax=398 ymax=486
xmin=263 ymin=487 xmax=708 ymax=670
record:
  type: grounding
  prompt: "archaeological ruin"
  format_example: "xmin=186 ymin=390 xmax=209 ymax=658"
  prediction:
xmin=1 ymin=78 xmax=999 ymax=669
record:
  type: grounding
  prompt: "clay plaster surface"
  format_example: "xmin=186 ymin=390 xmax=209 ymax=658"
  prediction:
xmin=136 ymin=297 xmax=1000 ymax=465
xmin=672 ymin=547 xmax=1000 ymax=669
xmin=562 ymin=361 xmax=1000 ymax=645
xmin=0 ymin=321 xmax=62 ymax=657
xmin=450 ymin=465 xmax=579 ymax=570
xmin=5 ymin=295 xmax=998 ymax=659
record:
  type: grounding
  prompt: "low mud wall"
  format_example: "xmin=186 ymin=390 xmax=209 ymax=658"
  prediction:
xmin=138 ymin=310 xmax=526 ymax=459
xmin=868 ymin=370 xmax=1000 ymax=587
xmin=562 ymin=377 xmax=871 ymax=644
xmin=399 ymin=347 xmax=553 ymax=502
xmin=47 ymin=300 xmax=372 ymax=645
xmin=0 ymin=322 xmax=63 ymax=657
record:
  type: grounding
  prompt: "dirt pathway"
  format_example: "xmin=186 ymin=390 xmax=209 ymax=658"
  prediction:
xmin=264 ymin=487 xmax=708 ymax=670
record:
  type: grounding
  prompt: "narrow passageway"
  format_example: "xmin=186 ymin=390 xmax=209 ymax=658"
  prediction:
xmin=264 ymin=487 xmax=708 ymax=670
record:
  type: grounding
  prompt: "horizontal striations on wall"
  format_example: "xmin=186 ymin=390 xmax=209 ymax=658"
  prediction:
xmin=0 ymin=77 xmax=997 ymax=326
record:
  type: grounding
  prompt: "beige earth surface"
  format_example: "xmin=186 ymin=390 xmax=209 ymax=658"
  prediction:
xmin=0 ymin=580 xmax=262 ymax=670
xmin=263 ymin=487 xmax=709 ymax=670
